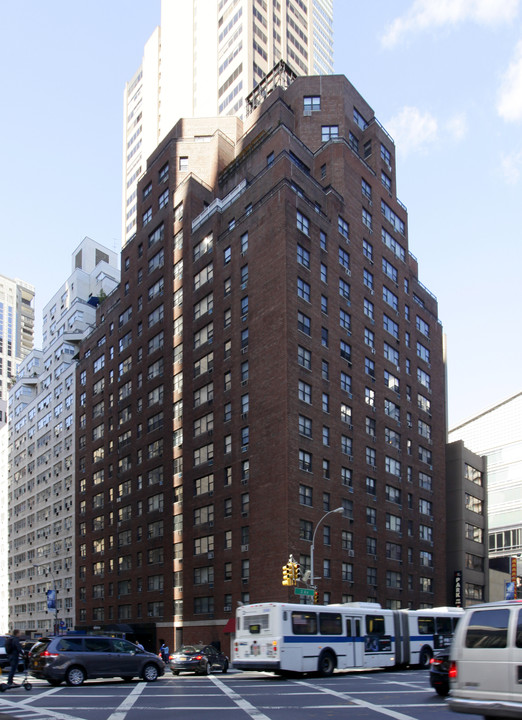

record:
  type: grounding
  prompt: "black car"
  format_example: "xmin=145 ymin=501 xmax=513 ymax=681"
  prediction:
xmin=29 ymin=635 xmax=165 ymax=686
xmin=170 ymin=644 xmax=228 ymax=675
xmin=429 ymin=650 xmax=450 ymax=696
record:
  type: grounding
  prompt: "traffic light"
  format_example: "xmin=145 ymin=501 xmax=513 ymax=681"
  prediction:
xmin=293 ymin=562 xmax=301 ymax=582
xmin=313 ymin=590 xmax=319 ymax=604
xmin=282 ymin=563 xmax=292 ymax=586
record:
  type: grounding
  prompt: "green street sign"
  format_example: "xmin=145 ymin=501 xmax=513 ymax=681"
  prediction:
xmin=294 ymin=587 xmax=315 ymax=596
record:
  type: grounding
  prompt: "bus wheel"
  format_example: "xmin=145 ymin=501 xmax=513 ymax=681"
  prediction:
xmin=318 ymin=650 xmax=335 ymax=677
xmin=418 ymin=646 xmax=432 ymax=669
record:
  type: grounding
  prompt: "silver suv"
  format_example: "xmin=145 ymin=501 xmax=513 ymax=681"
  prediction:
xmin=29 ymin=635 xmax=164 ymax=686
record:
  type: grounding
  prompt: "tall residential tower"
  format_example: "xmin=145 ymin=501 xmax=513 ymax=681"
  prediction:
xmin=122 ymin=0 xmax=334 ymax=245
xmin=79 ymin=73 xmax=446 ymax=653
xmin=8 ymin=239 xmax=119 ymax=636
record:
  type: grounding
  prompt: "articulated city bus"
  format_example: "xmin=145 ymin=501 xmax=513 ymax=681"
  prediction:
xmin=233 ymin=602 xmax=463 ymax=676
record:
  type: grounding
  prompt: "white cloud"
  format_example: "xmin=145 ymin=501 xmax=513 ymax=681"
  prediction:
xmin=498 ymin=38 xmax=522 ymax=122
xmin=382 ymin=0 xmax=520 ymax=48
xmin=446 ymin=112 xmax=468 ymax=141
xmin=385 ymin=107 xmax=468 ymax=158
xmin=500 ymin=150 xmax=522 ymax=183
xmin=385 ymin=106 xmax=439 ymax=156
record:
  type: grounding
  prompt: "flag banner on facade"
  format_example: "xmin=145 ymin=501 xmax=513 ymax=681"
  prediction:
xmin=46 ymin=589 xmax=56 ymax=609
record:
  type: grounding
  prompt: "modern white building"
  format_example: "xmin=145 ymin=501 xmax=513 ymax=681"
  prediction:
xmin=7 ymin=238 xmax=119 ymax=636
xmin=122 ymin=0 xmax=334 ymax=244
xmin=449 ymin=393 xmax=522 ymax=560
xmin=0 ymin=274 xmax=35 ymax=633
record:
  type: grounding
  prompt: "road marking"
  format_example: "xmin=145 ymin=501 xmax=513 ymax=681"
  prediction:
xmin=295 ymin=679 xmax=423 ymax=720
xmin=105 ymin=682 xmax=148 ymax=720
xmin=209 ymin=675 xmax=272 ymax=720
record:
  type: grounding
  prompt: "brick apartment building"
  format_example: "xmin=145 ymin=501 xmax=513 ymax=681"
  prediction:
xmin=76 ymin=70 xmax=446 ymax=653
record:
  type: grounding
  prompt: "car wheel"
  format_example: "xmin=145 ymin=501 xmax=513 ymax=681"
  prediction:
xmin=120 ymin=676 xmax=134 ymax=683
xmin=435 ymin=683 xmax=449 ymax=697
xmin=418 ymin=646 xmax=432 ymax=669
xmin=47 ymin=679 xmax=62 ymax=686
xmin=142 ymin=663 xmax=159 ymax=682
xmin=65 ymin=666 xmax=86 ymax=686
xmin=199 ymin=661 xmax=210 ymax=675
xmin=318 ymin=650 xmax=335 ymax=677
xmin=222 ymin=660 xmax=229 ymax=674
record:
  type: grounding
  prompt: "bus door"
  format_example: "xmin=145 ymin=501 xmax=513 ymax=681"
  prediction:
xmin=346 ymin=616 xmax=364 ymax=667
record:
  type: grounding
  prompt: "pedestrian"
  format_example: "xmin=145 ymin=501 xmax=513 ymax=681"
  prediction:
xmin=6 ymin=629 xmax=23 ymax=688
xmin=159 ymin=640 xmax=169 ymax=663
xmin=135 ymin=640 xmax=144 ymax=651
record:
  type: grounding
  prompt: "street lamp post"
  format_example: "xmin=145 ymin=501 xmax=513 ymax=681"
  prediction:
xmin=33 ymin=563 xmax=59 ymax=635
xmin=310 ymin=507 xmax=344 ymax=590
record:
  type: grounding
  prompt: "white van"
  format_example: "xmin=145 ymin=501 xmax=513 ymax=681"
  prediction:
xmin=448 ymin=600 xmax=522 ymax=719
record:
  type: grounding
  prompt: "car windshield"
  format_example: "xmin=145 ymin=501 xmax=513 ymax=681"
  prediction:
xmin=176 ymin=645 xmax=204 ymax=654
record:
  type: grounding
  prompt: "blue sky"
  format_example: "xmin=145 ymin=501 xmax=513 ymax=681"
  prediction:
xmin=2 ymin=0 xmax=521 ymax=428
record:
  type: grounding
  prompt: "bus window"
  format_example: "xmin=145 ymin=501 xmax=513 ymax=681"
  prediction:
xmin=246 ymin=614 xmax=269 ymax=634
xmin=435 ymin=616 xmax=453 ymax=636
xmin=319 ymin=613 xmax=342 ymax=635
xmin=365 ymin=615 xmax=391 ymax=652
xmin=292 ymin=611 xmax=317 ymax=635
xmin=366 ymin=615 xmax=385 ymax=636
xmin=418 ymin=617 xmax=434 ymax=635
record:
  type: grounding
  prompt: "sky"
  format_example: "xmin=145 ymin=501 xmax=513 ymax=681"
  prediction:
xmin=1 ymin=0 xmax=521 ymax=429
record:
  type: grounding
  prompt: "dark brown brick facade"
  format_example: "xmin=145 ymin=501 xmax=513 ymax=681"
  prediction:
xmin=76 ymin=75 xmax=446 ymax=655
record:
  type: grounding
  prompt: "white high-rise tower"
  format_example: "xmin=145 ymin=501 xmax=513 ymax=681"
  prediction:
xmin=122 ymin=0 xmax=334 ymax=245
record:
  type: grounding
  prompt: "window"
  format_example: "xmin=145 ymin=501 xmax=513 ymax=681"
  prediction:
xmin=297 ymin=210 xmax=310 ymax=235
xmin=304 ymin=95 xmax=321 ymax=112
xmin=383 ymin=314 xmax=399 ymax=340
xmin=366 ymin=447 xmax=376 ymax=467
xmin=321 ymin=359 xmax=329 ymax=380
xmin=297 ymin=277 xmax=311 ymax=302
xmin=321 ymin=294 xmax=328 ymax=314
xmin=298 ymin=345 xmax=311 ymax=370
xmin=363 ymin=270 xmax=374 ymax=293
xmin=341 ymin=435 xmax=352 ymax=457
xmin=142 ymin=207 xmax=152 ymax=226
xmin=384 ymin=342 xmax=399 ymax=366
xmin=322 ymin=125 xmax=338 ymax=141
xmin=386 ymin=456 xmax=401 ymax=477
xmin=158 ymin=188 xmax=169 ymax=209
xmin=299 ymin=381 xmax=311 ymax=404
xmin=338 ymin=246 xmax=350 ymax=271
xmin=297 ymin=243 xmax=310 ymax=268
xmin=338 ymin=216 xmax=349 ymax=240
xmin=340 ymin=372 xmax=351 ymax=394
xmin=340 ymin=340 xmax=351 ymax=363
xmin=362 ymin=208 xmax=372 ymax=231
xmin=382 ymin=257 xmax=398 ymax=284
xmin=386 ymin=513 xmax=402 ymax=533
xmin=299 ymin=450 xmax=312 ymax=473
xmin=299 ymin=484 xmax=312 ymax=504
xmin=321 ymin=327 xmax=328 ymax=347
xmin=323 ymin=426 xmax=330 ymax=446
xmin=299 ymin=415 xmax=312 ymax=437
xmin=417 ymin=368 xmax=431 ymax=391
xmin=365 ymin=386 xmax=375 ymax=407
xmin=340 ymin=309 xmax=351 ymax=333
xmin=298 ymin=311 xmax=311 ymax=336
xmin=320 ymin=262 xmax=327 ymax=283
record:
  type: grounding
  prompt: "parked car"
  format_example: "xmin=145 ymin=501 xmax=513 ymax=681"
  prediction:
xmin=29 ymin=635 xmax=165 ymax=686
xmin=170 ymin=644 xmax=229 ymax=675
xmin=0 ymin=636 xmax=27 ymax=672
xmin=448 ymin=600 xmax=522 ymax=717
xmin=429 ymin=650 xmax=450 ymax=696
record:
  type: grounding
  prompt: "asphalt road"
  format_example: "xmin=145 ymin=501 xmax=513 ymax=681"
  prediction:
xmin=0 ymin=667 xmax=484 ymax=720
